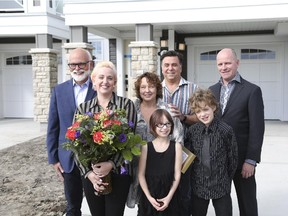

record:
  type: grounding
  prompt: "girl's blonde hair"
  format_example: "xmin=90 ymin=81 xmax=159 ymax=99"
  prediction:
xmin=91 ymin=61 xmax=117 ymax=82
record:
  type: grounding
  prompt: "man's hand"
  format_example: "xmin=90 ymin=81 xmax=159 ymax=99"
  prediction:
xmin=241 ymin=162 xmax=255 ymax=179
xmin=53 ymin=162 xmax=64 ymax=181
xmin=168 ymin=104 xmax=182 ymax=118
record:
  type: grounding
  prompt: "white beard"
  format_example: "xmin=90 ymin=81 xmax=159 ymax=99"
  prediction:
xmin=71 ymin=69 xmax=90 ymax=83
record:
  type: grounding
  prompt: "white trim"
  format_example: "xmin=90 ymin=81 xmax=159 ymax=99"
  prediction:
xmin=64 ymin=1 xmax=288 ymax=26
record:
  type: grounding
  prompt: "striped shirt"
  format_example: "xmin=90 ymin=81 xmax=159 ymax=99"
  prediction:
xmin=73 ymin=92 xmax=137 ymax=176
xmin=162 ymin=77 xmax=198 ymax=115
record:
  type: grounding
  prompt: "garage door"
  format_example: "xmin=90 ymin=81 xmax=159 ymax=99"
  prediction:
xmin=195 ymin=45 xmax=282 ymax=120
xmin=3 ymin=65 xmax=33 ymax=118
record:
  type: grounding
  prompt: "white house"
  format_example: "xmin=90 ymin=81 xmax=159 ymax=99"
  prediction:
xmin=1 ymin=0 xmax=288 ymax=121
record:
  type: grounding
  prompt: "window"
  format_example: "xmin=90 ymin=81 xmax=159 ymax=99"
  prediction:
xmin=91 ymin=40 xmax=104 ymax=64
xmin=241 ymin=49 xmax=276 ymax=60
xmin=33 ymin=0 xmax=40 ymax=6
xmin=49 ymin=0 xmax=53 ymax=8
xmin=55 ymin=0 xmax=63 ymax=14
xmin=200 ymin=50 xmax=221 ymax=61
xmin=6 ymin=55 xmax=32 ymax=65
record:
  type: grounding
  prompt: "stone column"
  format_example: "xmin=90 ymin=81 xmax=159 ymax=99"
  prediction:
xmin=29 ymin=48 xmax=59 ymax=129
xmin=128 ymin=41 xmax=159 ymax=99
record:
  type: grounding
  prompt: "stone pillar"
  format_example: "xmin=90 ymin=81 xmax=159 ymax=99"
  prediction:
xmin=29 ymin=48 xmax=59 ymax=129
xmin=62 ymin=42 xmax=94 ymax=81
xmin=128 ymin=41 xmax=159 ymax=99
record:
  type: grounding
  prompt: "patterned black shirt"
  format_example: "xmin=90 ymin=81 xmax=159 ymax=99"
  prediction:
xmin=185 ymin=117 xmax=238 ymax=199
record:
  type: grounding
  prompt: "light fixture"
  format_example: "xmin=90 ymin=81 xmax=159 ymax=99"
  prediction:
xmin=160 ymin=39 xmax=168 ymax=48
xmin=178 ymin=43 xmax=186 ymax=51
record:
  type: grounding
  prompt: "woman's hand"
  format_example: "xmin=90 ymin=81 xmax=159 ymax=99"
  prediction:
xmin=92 ymin=161 xmax=113 ymax=177
xmin=87 ymin=171 xmax=108 ymax=194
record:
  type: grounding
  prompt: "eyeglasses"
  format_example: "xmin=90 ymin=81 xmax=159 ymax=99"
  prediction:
xmin=156 ymin=122 xmax=172 ymax=128
xmin=68 ymin=61 xmax=90 ymax=70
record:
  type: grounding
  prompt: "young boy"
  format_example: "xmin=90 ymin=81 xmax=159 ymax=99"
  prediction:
xmin=185 ymin=88 xmax=238 ymax=216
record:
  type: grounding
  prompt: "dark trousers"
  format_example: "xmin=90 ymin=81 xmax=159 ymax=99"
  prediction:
xmin=191 ymin=193 xmax=232 ymax=216
xmin=63 ymin=165 xmax=83 ymax=216
xmin=83 ymin=173 xmax=131 ymax=216
xmin=179 ymin=166 xmax=192 ymax=216
xmin=233 ymin=169 xmax=258 ymax=216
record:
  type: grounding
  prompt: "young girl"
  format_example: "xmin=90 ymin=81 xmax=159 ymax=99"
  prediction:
xmin=138 ymin=109 xmax=182 ymax=216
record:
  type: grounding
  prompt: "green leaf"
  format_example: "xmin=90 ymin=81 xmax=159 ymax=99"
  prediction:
xmin=140 ymin=140 xmax=147 ymax=146
xmin=131 ymin=146 xmax=141 ymax=156
xmin=114 ymin=140 xmax=127 ymax=149
xmin=133 ymin=134 xmax=142 ymax=143
xmin=122 ymin=149 xmax=133 ymax=161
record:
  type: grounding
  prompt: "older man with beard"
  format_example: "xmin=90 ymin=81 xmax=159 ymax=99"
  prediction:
xmin=46 ymin=48 xmax=97 ymax=216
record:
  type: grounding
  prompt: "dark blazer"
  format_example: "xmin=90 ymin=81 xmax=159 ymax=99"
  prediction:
xmin=46 ymin=79 xmax=97 ymax=173
xmin=209 ymin=76 xmax=265 ymax=168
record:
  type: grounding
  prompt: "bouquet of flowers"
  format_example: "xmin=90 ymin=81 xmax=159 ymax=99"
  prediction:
xmin=63 ymin=109 xmax=146 ymax=169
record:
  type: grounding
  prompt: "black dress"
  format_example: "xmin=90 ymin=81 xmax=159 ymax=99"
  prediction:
xmin=138 ymin=141 xmax=180 ymax=216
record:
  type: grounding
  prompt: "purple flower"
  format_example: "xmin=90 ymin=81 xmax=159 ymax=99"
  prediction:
xmin=118 ymin=133 xmax=127 ymax=143
xmin=128 ymin=121 xmax=134 ymax=128
xmin=124 ymin=160 xmax=129 ymax=164
xmin=120 ymin=166 xmax=128 ymax=175
xmin=75 ymin=130 xmax=81 ymax=138
xmin=86 ymin=112 xmax=93 ymax=117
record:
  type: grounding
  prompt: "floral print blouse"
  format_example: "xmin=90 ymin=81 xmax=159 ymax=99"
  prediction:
xmin=134 ymin=98 xmax=184 ymax=145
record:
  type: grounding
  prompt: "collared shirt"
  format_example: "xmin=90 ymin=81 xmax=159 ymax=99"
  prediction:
xmin=73 ymin=92 xmax=137 ymax=176
xmin=134 ymin=98 xmax=184 ymax=145
xmin=73 ymin=79 xmax=90 ymax=107
xmin=162 ymin=77 xmax=198 ymax=115
xmin=219 ymin=72 xmax=241 ymax=112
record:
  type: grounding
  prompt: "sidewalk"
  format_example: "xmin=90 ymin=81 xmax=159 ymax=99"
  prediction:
xmin=1 ymin=119 xmax=287 ymax=215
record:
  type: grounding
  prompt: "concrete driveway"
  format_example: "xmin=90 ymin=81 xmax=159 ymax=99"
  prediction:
xmin=0 ymin=119 xmax=287 ymax=216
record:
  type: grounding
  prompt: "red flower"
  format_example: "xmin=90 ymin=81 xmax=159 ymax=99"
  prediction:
xmin=93 ymin=131 xmax=103 ymax=143
xmin=103 ymin=120 xmax=113 ymax=128
xmin=71 ymin=121 xmax=80 ymax=128
xmin=94 ymin=113 xmax=101 ymax=120
xmin=66 ymin=128 xmax=77 ymax=140
xmin=113 ymin=120 xmax=121 ymax=125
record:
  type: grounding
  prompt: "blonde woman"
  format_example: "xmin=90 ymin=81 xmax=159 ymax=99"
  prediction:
xmin=74 ymin=61 xmax=137 ymax=216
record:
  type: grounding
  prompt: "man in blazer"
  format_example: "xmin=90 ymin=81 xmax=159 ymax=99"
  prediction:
xmin=209 ymin=48 xmax=265 ymax=216
xmin=46 ymin=48 xmax=96 ymax=216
